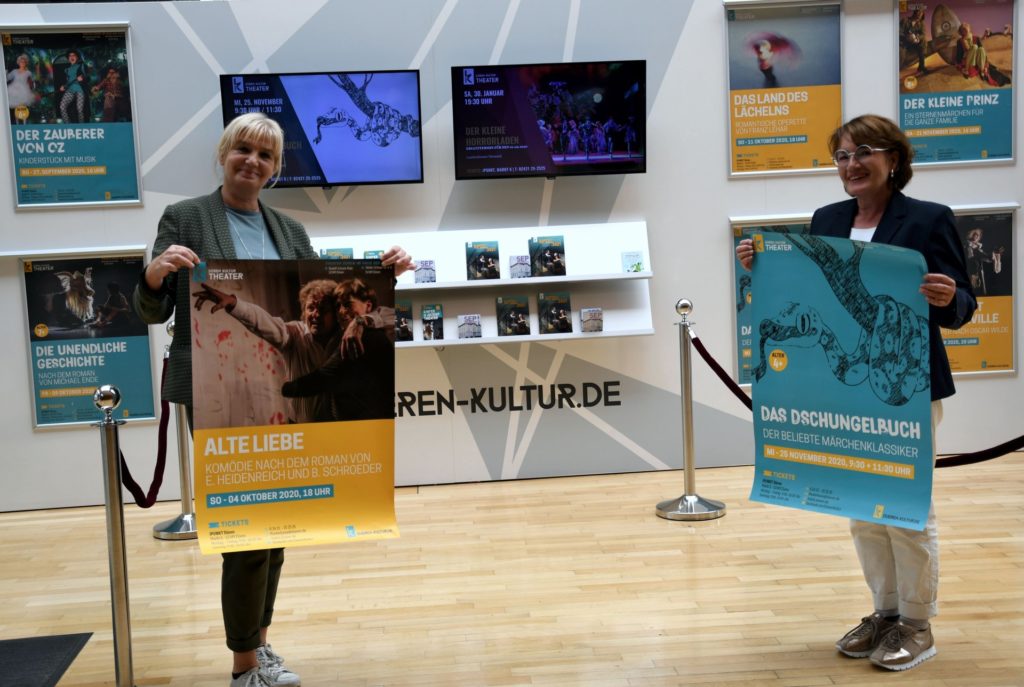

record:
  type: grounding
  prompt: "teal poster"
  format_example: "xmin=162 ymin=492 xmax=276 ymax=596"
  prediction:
xmin=23 ymin=254 xmax=155 ymax=426
xmin=897 ymin=0 xmax=1015 ymax=164
xmin=3 ymin=27 xmax=140 ymax=207
xmin=732 ymin=220 xmax=809 ymax=384
xmin=749 ymin=232 xmax=933 ymax=529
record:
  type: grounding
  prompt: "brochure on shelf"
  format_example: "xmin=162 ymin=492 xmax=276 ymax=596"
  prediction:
xmin=457 ymin=313 xmax=482 ymax=339
xmin=414 ymin=259 xmax=436 ymax=284
xmin=421 ymin=303 xmax=444 ymax=340
xmin=621 ymin=251 xmax=644 ymax=272
xmin=496 ymin=295 xmax=530 ymax=336
xmin=509 ymin=255 xmax=531 ymax=279
xmin=466 ymin=241 xmax=500 ymax=280
xmin=320 ymin=247 xmax=354 ymax=259
xmin=395 ymin=300 xmax=413 ymax=341
xmin=538 ymin=291 xmax=573 ymax=334
xmin=529 ymin=235 xmax=566 ymax=276
xmin=580 ymin=307 xmax=604 ymax=333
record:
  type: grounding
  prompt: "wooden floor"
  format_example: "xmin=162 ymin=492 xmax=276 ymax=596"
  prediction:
xmin=1 ymin=458 xmax=1022 ymax=687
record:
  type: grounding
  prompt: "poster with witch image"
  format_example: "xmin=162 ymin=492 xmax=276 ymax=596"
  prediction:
xmin=897 ymin=0 xmax=1015 ymax=164
xmin=22 ymin=252 xmax=154 ymax=427
xmin=2 ymin=25 xmax=141 ymax=208
xmin=749 ymin=231 xmax=934 ymax=529
xmin=189 ymin=258 xmax=397 ymax=555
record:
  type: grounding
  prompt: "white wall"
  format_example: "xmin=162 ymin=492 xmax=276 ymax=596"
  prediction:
xmin=1 ymin=0 xmax=1020 ymax=511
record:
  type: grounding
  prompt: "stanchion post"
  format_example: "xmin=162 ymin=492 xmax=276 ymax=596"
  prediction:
xmin=153 ymin=322 xmax=197 ymax=540
xmin=93 ymin=385 xmax=135 ymax=687
xmin=656 ymin=299 xmax=727 ymax=521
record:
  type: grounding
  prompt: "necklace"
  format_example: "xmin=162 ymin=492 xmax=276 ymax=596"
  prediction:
xmin=229 ymin=223 xmax=265 ymax=259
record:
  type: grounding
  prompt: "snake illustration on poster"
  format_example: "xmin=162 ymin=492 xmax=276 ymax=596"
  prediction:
xmin=897 ymin=0 xmax=1016 ymax=165
xmin=189 ymin=259 xmax=398 ymax=554
xmin=749 ymin=231 xmax=933 ymax=530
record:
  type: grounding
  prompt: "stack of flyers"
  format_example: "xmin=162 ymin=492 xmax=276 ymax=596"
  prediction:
xmin=421 ymin=303 xmax=444 ymax=340
xmin=457 ymin=313 xmax=482 ymax=339
xmin=415 ymin=259 xmax=436 ymax=284
xmin=580 ymin=307 xmax=603 ymax=333
xmin=509 ymin=254 xmax=531 ymax=279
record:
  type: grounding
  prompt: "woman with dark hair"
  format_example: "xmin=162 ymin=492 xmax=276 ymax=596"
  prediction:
xmin=737 ymin=114 xmax=975 ymax=672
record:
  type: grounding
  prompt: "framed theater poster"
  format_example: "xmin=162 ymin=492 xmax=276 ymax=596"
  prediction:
xmin=941 ymin=204 xmax=1017 ymax=374
xmin=896 ymin=0 xmax=1016 ymax=165
xmin=21 ymin=249 xmax=155 ymax=428
xmin=724 ymin=0 xmax=843 ymax=175
xmin=2 ymin=23 xmax=142 ymax=208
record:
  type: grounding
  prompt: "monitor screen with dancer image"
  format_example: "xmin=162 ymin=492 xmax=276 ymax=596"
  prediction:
xmin=451 ymin=60 xmax=646 ymax=180
xmin=219 ymin=70 xmax=423 ymax=188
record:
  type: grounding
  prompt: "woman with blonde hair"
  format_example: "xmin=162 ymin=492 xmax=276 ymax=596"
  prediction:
xmin=135 ymin=112 xmax=412 ymax=686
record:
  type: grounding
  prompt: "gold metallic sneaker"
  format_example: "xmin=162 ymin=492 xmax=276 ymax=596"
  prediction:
xmin=835 ymin=612 xmax=898 ymax=657
xmin=869 ymin=621 xmax=936 ymax=671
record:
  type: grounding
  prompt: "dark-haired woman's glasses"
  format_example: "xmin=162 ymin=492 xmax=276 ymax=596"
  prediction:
xmin=832 ymin=145 xmax=889 ymax=166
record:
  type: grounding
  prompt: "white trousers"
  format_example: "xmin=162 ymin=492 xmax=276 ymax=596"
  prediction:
xmin=850 ymin=400 xmax=942 ymax=620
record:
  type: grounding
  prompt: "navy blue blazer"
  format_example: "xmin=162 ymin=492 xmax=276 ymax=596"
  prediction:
xmin=810 ymin=191 xmax=976 ymax=401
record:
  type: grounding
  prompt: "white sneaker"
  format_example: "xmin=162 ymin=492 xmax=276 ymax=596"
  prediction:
xmin=229 ymin=667 xmax=271 ymax=687
xmin=256 ymin=644 xmax=301 ymax=686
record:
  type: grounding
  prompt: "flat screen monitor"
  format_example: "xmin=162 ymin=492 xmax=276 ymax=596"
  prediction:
xmin=219 ymin=70 xmax=423 ymax=187
xmin=451 ymin=60 xmax=646 ymax=180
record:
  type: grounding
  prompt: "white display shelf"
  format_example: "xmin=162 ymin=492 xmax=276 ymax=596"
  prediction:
xmin=397 ymin=329 xmax=656 ymax=348
xmin=397 ymin=270 xmax=653 ymax=292
xmin=311 ymin=221 xmax=653 ymax=347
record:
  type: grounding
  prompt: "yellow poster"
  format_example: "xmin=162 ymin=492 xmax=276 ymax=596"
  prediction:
xmin=725 ymin=2 xmax=842 ymax=175
xmin=943 ymin=210 xmax=1015 ymax=374
xmin=942 ymin=295 xmax=1014 ymax=373
xmin=190 ymin=259 xmax=398 ymax=554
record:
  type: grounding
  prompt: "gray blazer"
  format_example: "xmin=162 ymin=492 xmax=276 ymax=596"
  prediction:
xmin=132 ymin=189 xmax=317 ymax=405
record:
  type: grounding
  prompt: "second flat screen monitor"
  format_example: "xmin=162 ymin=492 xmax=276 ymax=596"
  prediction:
xmin=451 ymin=60 xmax=646 ymax=180
xmin=220 ymin=71 xmax=423 ymax=188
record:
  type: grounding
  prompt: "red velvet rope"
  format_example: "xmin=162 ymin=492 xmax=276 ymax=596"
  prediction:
xmin=688 ymin=334 xmax=1021 ymax=469
xmin=118 ymin=357 xmax=170 ymax=508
